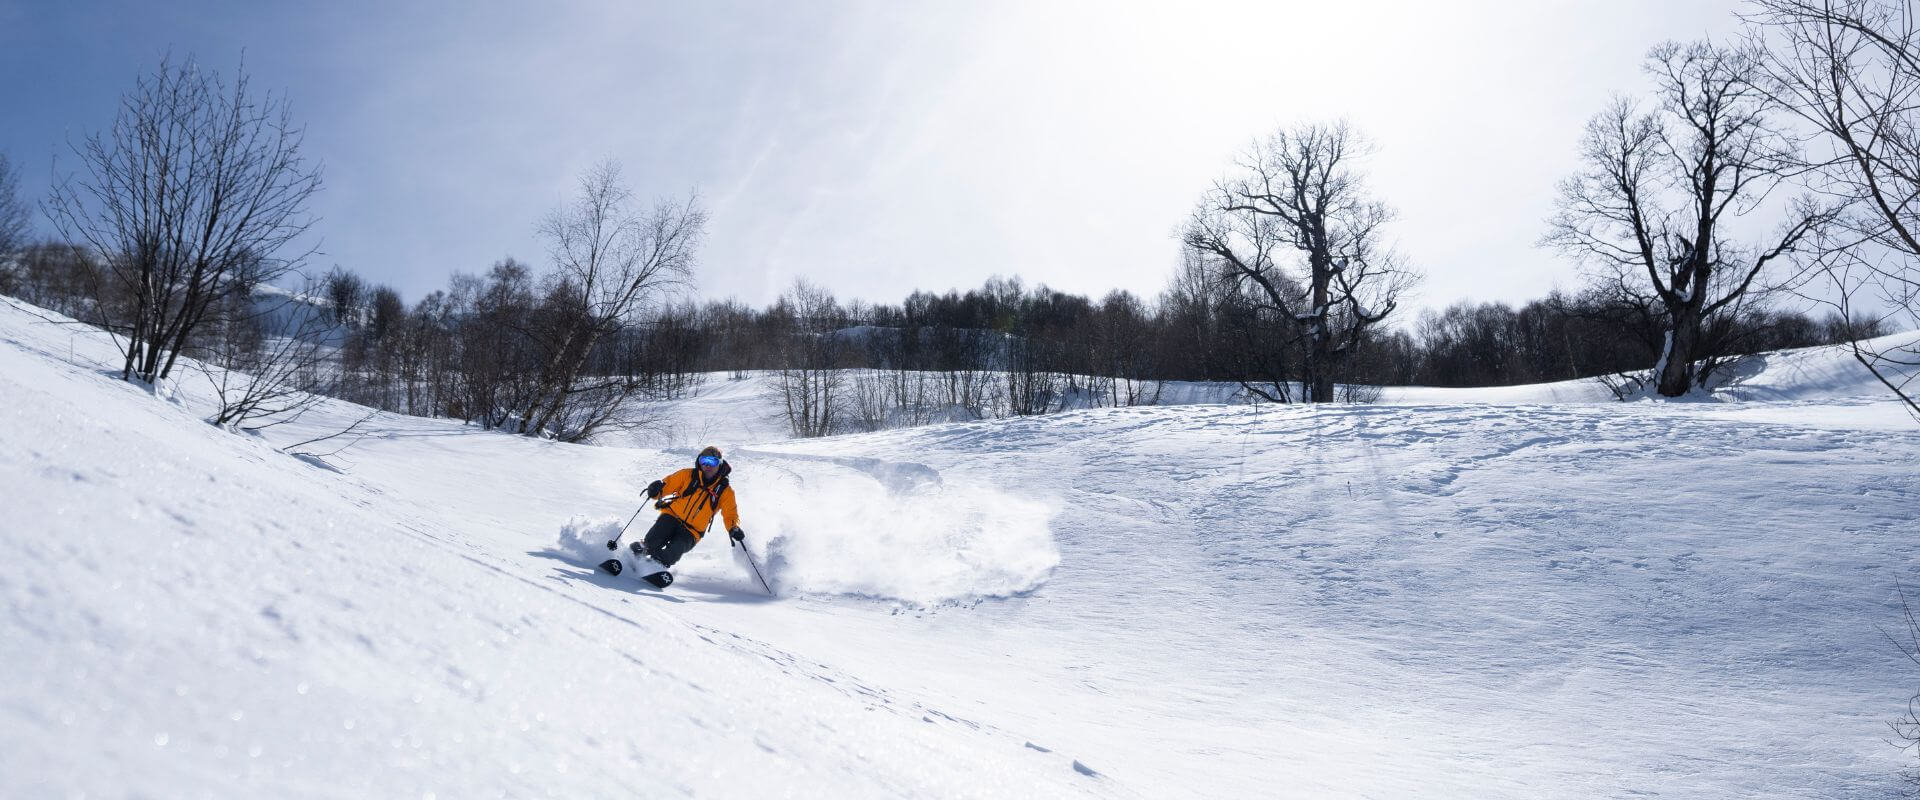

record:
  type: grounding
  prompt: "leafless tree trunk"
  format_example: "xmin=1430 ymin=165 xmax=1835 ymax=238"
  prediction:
xmin=1003 ymin=330 xmax=1059 ymax=416
xmin=1185 ymin=122 xmax=1419 ymax=403
xmin=1094 ymin=290 xmax=1161 ymax=406
xmin=897 ymin=368 xmax=935 ymax=425
xmin=1747 ymin=0 xmax=1920 ymax=419
xmin=1546 ymin=40 xmax=1837 ymax=397
xmin=930 ymin=325 xmax=994 ymax=419
xmin=452 ymin=260 xmax=539 ymax=430
xmin=1159 ymin=249 xmax=1229 ymax=384
xmin=45 ymin=56 xmax=321 ymax=387
xmin=849 ymin=369 xmax=890 ymax=432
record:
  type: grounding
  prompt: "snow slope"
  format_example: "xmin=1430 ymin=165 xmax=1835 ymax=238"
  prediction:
xmin=1380 ymin=376 xmax=1618 ymax=404
xmin=1379 ymin=331 xmax=1920 ymax=410
xmin=0 ymin=298 xmax=1101 ymax=799
xmin=1710 ymin=332 xmax=1920 ymax=403
xmin=4 ymin=293 xmax=1919 ymax=798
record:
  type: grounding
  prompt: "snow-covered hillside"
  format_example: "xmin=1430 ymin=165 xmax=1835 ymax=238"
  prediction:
xmin=0 ymin=299 xmax=1100 ymax=798
xmin=3 ymin=294 xmax=1918 ymax=798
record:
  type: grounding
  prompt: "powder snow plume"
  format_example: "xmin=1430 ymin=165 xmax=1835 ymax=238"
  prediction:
xmin=734 ymin=453 xmax=1060 ymax=606
xmin=555 ymin=516 xmax=624 ymax=563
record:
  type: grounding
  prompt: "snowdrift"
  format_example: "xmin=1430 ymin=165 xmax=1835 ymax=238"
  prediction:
xmin=1708 ymin=330 xmax=1920 ymax=402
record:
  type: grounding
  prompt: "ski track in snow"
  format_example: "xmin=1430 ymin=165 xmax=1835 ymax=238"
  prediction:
xmin=3 ymin=294 xmax=1919 ymax=798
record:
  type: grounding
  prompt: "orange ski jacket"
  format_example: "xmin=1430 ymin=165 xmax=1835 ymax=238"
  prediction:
xmin=656 ymin=465 xmax=740 ymax=540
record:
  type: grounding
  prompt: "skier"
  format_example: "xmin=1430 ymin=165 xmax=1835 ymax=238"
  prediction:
xmin=606 ymin=445 xmax=744 ymax=587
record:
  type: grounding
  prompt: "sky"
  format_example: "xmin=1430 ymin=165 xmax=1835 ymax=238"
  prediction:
xmin=0 ymin=0 xmax=1750 ymax=322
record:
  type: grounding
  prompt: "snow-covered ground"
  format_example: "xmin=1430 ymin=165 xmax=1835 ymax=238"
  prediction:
xmin=3 ymin=294 xmax=1918 ymax=798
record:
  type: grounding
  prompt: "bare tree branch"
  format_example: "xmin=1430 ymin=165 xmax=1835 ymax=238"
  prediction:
xmin=1545 ymin=39 xmax=1837 ymax=397
xmin=1184 ymin=121 xmax=1419 ymax=402
xmin=43 ymin=55 xmax=321 ymax=388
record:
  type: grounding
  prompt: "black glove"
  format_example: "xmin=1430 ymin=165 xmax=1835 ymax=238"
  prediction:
xmin=729 ymin=526 xmax=745 ymax=544
xmin=646 ymin=480 xmax=664 ymax=499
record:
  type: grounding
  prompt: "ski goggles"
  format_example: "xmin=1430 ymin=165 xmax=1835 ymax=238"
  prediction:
xmin=697 ymin=454 xmax=721 ymax=468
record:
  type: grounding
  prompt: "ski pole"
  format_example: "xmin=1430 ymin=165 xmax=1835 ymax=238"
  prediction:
xmin=732 ymin=534 xmax=774 ymax=595
xmin=605 ymin=504 xmax=650 ymax=551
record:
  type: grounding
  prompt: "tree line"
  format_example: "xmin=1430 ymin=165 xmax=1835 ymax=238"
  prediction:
xmin=1 ymin=0 xmax=1918 ymax=442
xmin=259 ymin=266 xmax=1867 ymax=440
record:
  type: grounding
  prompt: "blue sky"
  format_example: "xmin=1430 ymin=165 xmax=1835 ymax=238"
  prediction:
xmin=0 ymin=0 xmax=1747 ymax=317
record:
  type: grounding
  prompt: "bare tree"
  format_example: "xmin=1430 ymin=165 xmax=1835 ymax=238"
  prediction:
xmin=519 ymin=160 xmax=705 ymax=440
xmin=1185 ymin=122 xmax=1419 ymax=403
xmin=1159 ymin=249 xmax=1228 ymax=383
xmin=858 ymin=317 xmax=939 ymax=426
xmin=324 ymin=267 xmax=366 ymax=327
xmin=1547 ymin=40 xmax=1837 ymax=397
xmin=0 ymin=152 xmax=30 ymax=263
xmin=1094 ymin=290 xmax=1161 ymax=406
xmin=200 ymin=280 xmax=342 ymax=430
xmin=45 ymin=56 xmax=321 ymax=387
xmin=1875 ymin=581 xmax=1920 ymax=786
xmin=928 ymin=324 xmax=995 ymax=419
xmin=770 ymin=279 xmax=847 ymax=437
xmin=887 ymin=367 xmax=937 ymax=426
xmin=5 ymin=243 xmax=104 ymax=319
xmin=450 ymin=260 xmax=539 ymax=429
xmin=1747 ymin=0 xmax=1920 ymax=419
xmin=848 ymin=368 xmax=891 ymax=432
xmin=1814 ymin=245 xmax=1920 ymax=416
xmin=1003 ymin=331 xmax=1059 ymax=415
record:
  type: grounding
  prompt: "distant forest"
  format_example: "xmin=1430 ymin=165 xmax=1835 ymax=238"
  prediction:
xmin=1 ymin=235 xmax=1884 ymax=440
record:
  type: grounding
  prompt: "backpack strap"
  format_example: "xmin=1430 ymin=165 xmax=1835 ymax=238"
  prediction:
xmin=676 ymin=474 xmax=731 ymax=538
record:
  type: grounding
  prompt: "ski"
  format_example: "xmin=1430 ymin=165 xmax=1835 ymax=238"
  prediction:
xmin=598 ymin=555 xmax=672 ymax=590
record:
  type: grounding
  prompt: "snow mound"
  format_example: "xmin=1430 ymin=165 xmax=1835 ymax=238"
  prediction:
xmin=1710 ymin=330 xmax=1920 ymax=402
xmin=1379 ymin=330 xmax=1920 ymax=406
xmin=1380 ymin=376 xmax=1617 ymax=404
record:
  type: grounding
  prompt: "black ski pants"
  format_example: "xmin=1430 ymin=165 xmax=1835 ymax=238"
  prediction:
xmin=641 ymin=514 xmax=698 ymax=568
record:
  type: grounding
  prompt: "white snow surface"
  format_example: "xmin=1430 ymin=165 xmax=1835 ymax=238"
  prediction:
xmin=3 ymin=293 xmax=1919 ymax=798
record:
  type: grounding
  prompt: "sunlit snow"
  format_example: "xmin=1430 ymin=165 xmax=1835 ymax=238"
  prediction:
xmin=3 ymin=295 xmax=1917 ymax=797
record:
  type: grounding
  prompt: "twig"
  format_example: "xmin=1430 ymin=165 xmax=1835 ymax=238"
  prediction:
xmin=284 ymin=409 xmax=379 ymax=457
